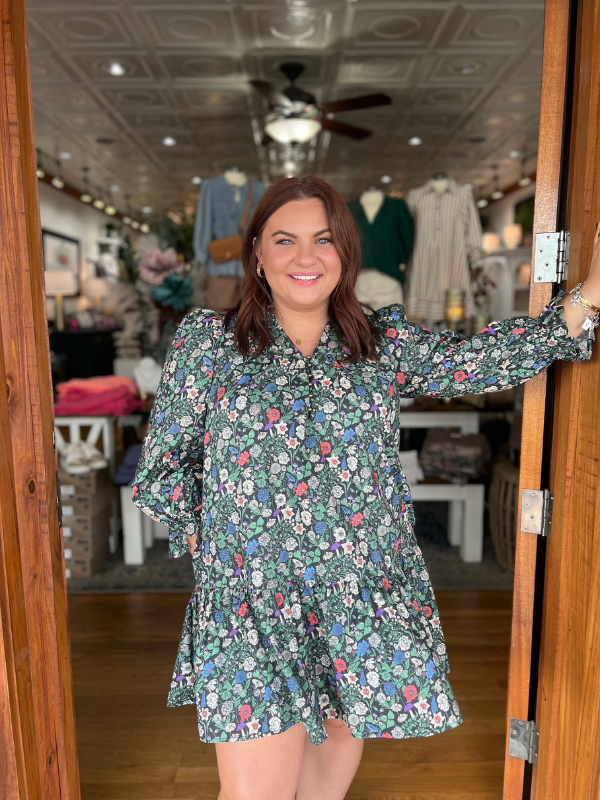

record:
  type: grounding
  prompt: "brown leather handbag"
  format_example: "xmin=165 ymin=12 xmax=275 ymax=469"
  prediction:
xmin=207 ymin=182 xmax=253 ymax=264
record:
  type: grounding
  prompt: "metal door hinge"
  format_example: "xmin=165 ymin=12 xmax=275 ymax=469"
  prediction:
xmin=520 ymin=488 xmax=553 ymax=537
xmin=509 ymin=718 xmax=539 ymax=764
xmin=534 ymin=230 xmax=569 ymax=283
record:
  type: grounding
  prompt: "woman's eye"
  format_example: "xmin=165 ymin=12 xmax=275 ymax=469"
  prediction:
xmin=275 ymin=238 xmax=293 ymax=245
xmin=317 ymin=237 xmax=333 ymax=244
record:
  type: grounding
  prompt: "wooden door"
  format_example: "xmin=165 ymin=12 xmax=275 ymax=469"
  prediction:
xmin=0 ymin=0 xmax=81 ymax=797
xmin=503 ymin=0 xmax=600 ymax=797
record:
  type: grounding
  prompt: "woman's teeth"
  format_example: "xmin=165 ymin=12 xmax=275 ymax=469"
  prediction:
xmin=291 ymin=275 xmax=320 ymax=281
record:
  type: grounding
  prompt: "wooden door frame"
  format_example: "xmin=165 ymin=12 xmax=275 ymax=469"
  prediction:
xmin=0 ymin=0 xmax=80 ymax=797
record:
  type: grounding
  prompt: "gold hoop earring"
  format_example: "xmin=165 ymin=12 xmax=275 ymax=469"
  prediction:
xmin=256 ymin=262 xmax=265 ymax=277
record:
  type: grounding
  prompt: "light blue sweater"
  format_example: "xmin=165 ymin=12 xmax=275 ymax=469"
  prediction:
xmin=193 ymin=176 xmax=266 ymax=277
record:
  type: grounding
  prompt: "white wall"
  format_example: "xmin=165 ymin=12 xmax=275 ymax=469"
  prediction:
xmin=485 ymin=182 xmax=536 ymax=237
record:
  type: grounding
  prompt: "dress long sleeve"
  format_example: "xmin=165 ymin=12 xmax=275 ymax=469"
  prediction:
xmin=131 ymin=310 xmax=219 ymax=556
xmin=375 ymin=293 xmax=594 ymax=399
xmin=193 ymin=180 xmax=213 ymax=265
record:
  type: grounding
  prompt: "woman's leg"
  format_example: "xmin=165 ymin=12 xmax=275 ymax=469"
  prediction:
xmin=295 ymin=718 xmax=364 ymax=800
xmin=216 ymin=722 xmax=307 ymax=800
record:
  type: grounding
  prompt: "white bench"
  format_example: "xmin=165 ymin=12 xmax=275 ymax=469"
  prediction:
xmin=401 ymin=410 xmax=484 ymax=563
xmin=120 ymin=486 xmax=169 ymax=565
xmin=410 ymin=483 xmax=485 ymax=563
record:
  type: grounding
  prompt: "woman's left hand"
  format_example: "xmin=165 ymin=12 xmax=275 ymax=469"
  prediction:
xmin=582 ymin=222 xmax=600 ymax=306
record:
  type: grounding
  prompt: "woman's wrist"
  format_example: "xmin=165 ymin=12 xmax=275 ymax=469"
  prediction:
xmin=580 ymin=278 xmax=600 ymax=309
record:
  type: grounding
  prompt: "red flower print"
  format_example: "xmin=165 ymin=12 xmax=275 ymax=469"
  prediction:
xmin=275 ymin=592 xmax=284 ymax=607
xmin=351 ymin=512 xmax=364 ymax=527
xmin=382 ymin=732 xmax=392 ymax=738
xmin=512 ymin=327 xmax=525 ymax=335
xmin=172 ymin=485 xmax=182 ymax=501
xmin=204 ymin=431 xmax=210 ymax=444
xmin=131 ymin=486 xmax=139 ymax=497
xmin=396 ymin=372 xmax=406 ymax=385
xmin=238 ymin=602 xmax=248 ymax=617
xmin=454 ymin=370 xmax=467 ymax=382
xmin=267 ymin=409 xmax=280 ymax=422
xmin=320 ymin=442 xmax=331 ymax=455
xmin=334 ymin=659 xmax=347 ymax=672
xmin=403 ymin=684 xmax=417 ymax=702
xmin=217 ymin=387 xmax=225 ymax=400
xmin=235 ymin=553 xmax=243 ymax=567
xmin=382 ymin=577 xmax=390 ymax=591
xmin=423 ymin=606 xmax=432 ymax=617
xmin=295 ymin=482 xmax=308 ymax=497
xmin=386 ymin=327 xmax=397 ymax=338
xmin=237 ymin=450 xmax=250 ymax=466
xmin=239 ymin=704 xmax=252 ymax=721
xmin=308 ymin=613 xmax=318 ymax=626
xmin=412 ymin=600 xmax=420 ymax=612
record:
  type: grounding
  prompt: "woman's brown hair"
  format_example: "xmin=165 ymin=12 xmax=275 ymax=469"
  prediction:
xmin=224 ymin=175 xmax=384 ymax=362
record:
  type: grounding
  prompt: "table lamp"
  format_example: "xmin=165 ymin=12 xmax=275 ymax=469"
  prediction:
xmin=503 ymin=223 xmax=523 ymax=249
xmin=45 ymin=269 xmax=78 ymax=331
xmin=445 ymin=288 xmax=465 ymax=332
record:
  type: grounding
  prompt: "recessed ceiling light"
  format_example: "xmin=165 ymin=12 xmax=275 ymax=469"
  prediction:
xmin=36 ymin=167 xmax=45 ymax=179
xmin=59 ymin=152 xmax=72 ymax=160
xmin=509 ymin=150 xmax=521 ymax=158
xmin=140 ymin=223 xmax=151 ymax=234
xmin=460 ymin=65 xmax=475 ymax=75
xmin=93 ymin=198 xmax=105 ymax=210
xmin=518 ymin=176 xmax=533 ymax=187
xmin=122 ymin=216 xmax=132 ymax=225
xmin=110 ymin=184 xmax=121 ymax=192
xmin=51 ymin=176 xmax=64 ymax=189
xmin=105 ymin=205 xmax=117 ymax=216
xmin=131 ymin=221 xmax=140 ymax=229
xmin=191 ymin=176 xmax=202 ymax=185
xmin=491 ymin=190 xmax=504 ymax=200
xmin=408 ymin=136 xmax=423 ymax=146
xmin=476 ymin=198 xmax=489 ymax=209
xmin=80 ymin=193 xmax=93 ymax=203
xmin=162 ymin=136 xmax=177 ymax=147
xmin=141 ymin=205 xmax=153 ymax=214
xmin=380 ymin=175 xmax=392 ymax=184
xmin=108 ymin=62 xmax=126 ymax=77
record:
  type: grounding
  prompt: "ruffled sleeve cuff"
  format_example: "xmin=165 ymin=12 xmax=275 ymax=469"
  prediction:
xmin=535 ymin=291 xmax=594 ymax=363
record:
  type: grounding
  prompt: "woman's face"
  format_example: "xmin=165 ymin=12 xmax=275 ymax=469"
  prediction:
xmin=254 ymin=198 xmax=342 ymax=313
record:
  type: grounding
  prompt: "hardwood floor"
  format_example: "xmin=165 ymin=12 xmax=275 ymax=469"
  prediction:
xmin=68 ymin=590 xmax=513 ymax=799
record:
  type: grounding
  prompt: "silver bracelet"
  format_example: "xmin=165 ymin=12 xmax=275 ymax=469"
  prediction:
xmin=569 ymin=282 xmax=600 ymax=331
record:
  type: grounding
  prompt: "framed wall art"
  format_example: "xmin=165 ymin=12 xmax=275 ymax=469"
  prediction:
xmin=42 ymin=229 xmax=81 ymax=288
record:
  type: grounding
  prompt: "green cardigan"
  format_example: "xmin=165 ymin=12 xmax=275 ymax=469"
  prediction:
xmin=347 ymin=196 xmax=414 ymax=283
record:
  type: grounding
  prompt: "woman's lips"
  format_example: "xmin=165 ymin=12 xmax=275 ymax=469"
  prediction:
xmin=287 ymin=274 xmax=323 ymax=286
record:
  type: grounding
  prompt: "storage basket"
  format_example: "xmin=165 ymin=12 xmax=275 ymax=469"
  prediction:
xmin=489 ymin=458 xmax=520 ymax=570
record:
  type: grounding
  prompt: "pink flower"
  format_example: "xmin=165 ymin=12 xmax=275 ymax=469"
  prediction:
xmin=267 ymin=409 xmax=280 ymax=422
xmin=172 ymin=486 xmax=182 ymax=501
xmin=320 ymin=442 xmax=331 ymax=455
xmin=396 ymin=372 xmax=406 ymax=385
xmin=334 ymin=659 xmax=347 ymax=672
xmin=239 ymin=704 xmax=252 ymax=721
xmin=237 ymin=451 xmax=250 ymax=466
xmin=403 ymin=684 xmax=418 ymax=702
xmin=308 ymin=613 xmax=318 ymax=626
xmin=138 ymin=247 xmax=183 ymax=286
xmin=295 ymin=482 xmax=308 ymax=496
xmin=423 ymin=606 xmax=432 ymax=617
xmin=454 ymin=370 xmax=467 ymax=382
xmin=238 ymin=602 xmax=248 ymax=617
xmin=512 ymin=327 xmax=525 ymax=335
xmin=350 ymin=512 xmax=363 ymax=527
xmin=386 ymin=327 xmax=397 ymax=338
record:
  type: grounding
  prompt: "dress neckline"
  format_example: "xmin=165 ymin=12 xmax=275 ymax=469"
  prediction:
xmin=266 ymin=304 xmax=331 ymax=360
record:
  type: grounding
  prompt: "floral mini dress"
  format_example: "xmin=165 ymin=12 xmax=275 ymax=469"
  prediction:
xmin=132 ymin=297 xmax=592 ymax=745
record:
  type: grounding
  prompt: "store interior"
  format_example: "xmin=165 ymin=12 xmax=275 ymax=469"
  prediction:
xmin=29 ymin=0 xmax=543 ymax=795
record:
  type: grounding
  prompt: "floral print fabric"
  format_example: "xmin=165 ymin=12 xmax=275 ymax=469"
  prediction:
xmin=132 ymin=295 xmax=592 ymax=745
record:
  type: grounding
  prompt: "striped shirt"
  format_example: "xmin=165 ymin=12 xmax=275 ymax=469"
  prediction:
xmin=405 ymin=179 xmax=482 ymax=322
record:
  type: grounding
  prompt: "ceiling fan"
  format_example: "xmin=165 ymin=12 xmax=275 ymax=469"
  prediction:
xmin=250 ymin=62 xmax=391 ymax=145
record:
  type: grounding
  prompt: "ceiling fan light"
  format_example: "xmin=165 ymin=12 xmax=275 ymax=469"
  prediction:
xmin=264 ymin=117 xmax=322 ymax=145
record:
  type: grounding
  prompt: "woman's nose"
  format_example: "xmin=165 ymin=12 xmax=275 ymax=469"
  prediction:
xmin=294 ymin=246 xmax=319 ymax=265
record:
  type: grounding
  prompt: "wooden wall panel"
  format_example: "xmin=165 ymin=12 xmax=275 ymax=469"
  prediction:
xmin=0 ymin=0 xmax=81 ymax=797
xmin=502 ymin=0 xmax=570 ymax=796
xmin=532 ymin=0 xmax=600 ymax=797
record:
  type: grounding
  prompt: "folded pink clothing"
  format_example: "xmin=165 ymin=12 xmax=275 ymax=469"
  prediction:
xmin=56 ymin=375 xmax=139 ymax=399
xmin=54 ymin=384 xmax=145 ymax=416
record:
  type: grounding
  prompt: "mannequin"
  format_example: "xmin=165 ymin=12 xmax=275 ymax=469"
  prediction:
xmin=347 ymin=188 xmax=414 ymax=312
xmin=405 ymin=173 xmax=482 ymax=323
xmin=360 ymin=187 xmax=385 ymax=223
xmin=193 ymin=169 xmax=267 ymax=312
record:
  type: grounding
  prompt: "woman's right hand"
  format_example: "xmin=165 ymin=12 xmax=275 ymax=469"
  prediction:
xmin=187 ymin=533 xmax=198 ymax=555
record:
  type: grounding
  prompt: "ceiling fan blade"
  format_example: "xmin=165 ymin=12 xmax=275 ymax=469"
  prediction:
xmin=317 ymin=93 xmax=392 ymax=115
xmin=249 ymin=80 xmax=292 ymax=108
xmin=320 ymin=117 xmax=372 ymax=140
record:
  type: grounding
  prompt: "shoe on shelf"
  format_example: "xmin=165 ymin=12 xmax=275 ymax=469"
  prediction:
xmin=60 ymin=441 xmax=108 ymax=474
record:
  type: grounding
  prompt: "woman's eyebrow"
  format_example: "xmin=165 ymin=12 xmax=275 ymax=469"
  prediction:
xmin=271 ymin=228 xmax=331 ymax=238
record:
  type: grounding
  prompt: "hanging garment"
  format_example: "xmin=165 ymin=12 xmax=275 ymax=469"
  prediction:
xmin=347 ymin=195 xmax=414 ymax=283
xmin=405 ymin=179 xmax=482 ymax=322
xmin=193 ymin=176 xmax=266 ymax=279
xmin=355 ymin=269 xmax=403 ymax=311
xmin=131 ymin=294 xmax=592 ymax=746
